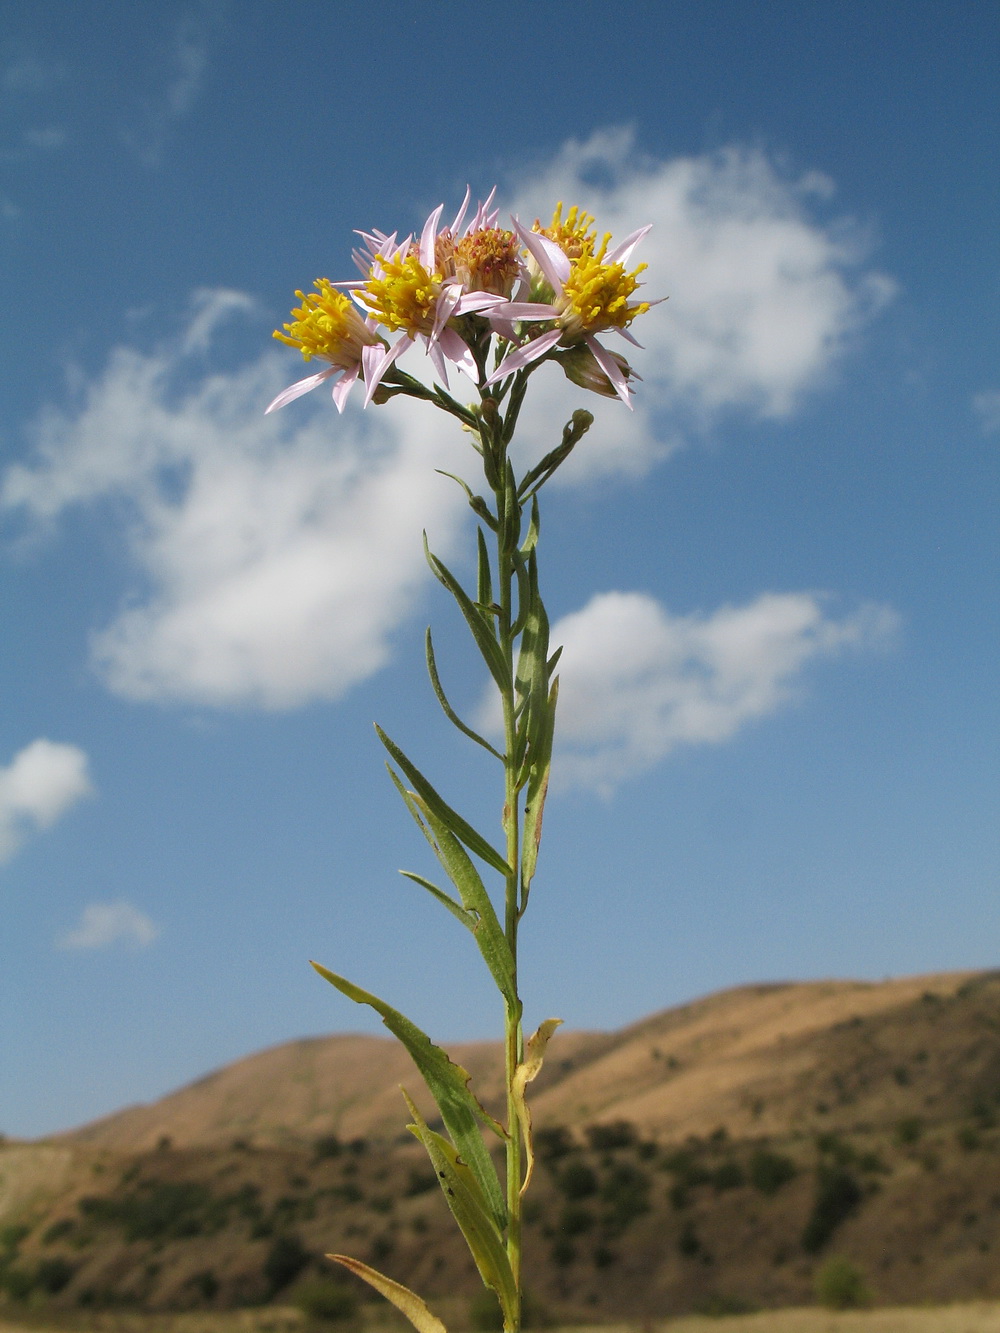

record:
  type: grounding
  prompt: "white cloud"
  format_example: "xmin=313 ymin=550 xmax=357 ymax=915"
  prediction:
xmin=2 ymin=296 xmax=471 ymax=709
xmin=2 ymin=132 xmax=895 ymax=711
xmin=973 ymin=389 xmax=1000 ymax=435
xmin=123 ymin=6 xmax=218 ymax=166
xmin=58 ymin=900 xmax=159 ymax=950
xmin=507 ymin=128 xmax=895 ymax=481
xmin=0 ymin=740 xmax=93 ymax=863
xmin=546 ymin=590 xmax=899 ymax=795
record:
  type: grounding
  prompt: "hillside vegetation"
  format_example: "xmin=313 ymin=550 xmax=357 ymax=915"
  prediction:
xmin=2 ymin=970 xmax=998 ymax=1323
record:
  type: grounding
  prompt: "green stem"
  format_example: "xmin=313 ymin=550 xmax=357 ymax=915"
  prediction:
xmin=493 ymin=411 xmax=523 ymax=1332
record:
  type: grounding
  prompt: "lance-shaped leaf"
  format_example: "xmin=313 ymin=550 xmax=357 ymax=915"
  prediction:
xmin=403 ymin=1091 xmax=518 ymax=1329
xmin=512 ymin=1019 xmax=563 ymax=1197
xmin=311 ymin=964 xmax=506 ymax=1226
xmin=408 ymin=792 xmax=518 ymax=1011
xmin=476 ymin=526 xmax=494 ymax=606
xmin=425 ymin=629 xmax=503 ymax=760
xmin=423 ymin=537 xmax=511 ymax=693
xmin=399 ymin=870 xmax=476 ymax=929
xmin=376 ymin=725 xmax=512 ymax=878
xmin=327 ymin=1256 xmax=447 ymax=1333
xmin=521 ymin=677 xmax=558 ymax=897
xmin=435 ymin=470 xmax=497 ymax=532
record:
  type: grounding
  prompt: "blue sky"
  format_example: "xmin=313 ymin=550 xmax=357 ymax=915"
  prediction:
xmin=1 ymin=1 xmax=997 ymax=1139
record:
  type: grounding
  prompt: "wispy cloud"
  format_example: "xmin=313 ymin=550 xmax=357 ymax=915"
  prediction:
xmin=122 ymin=4 xmax=220 ymax=166
xmin=972 ymin=389 xmax=1000 ymax=436
xmin=0 ymin=51 xmax=67 ymax=169
xmin=543 ymin=591 xmax=899 ymax=795
xmin=0 ymin=739 xmax=93 ymax=863
xmin=506 ymin=128 xmax=895 ymax=481
xmin=2 ymin=134 xmax=896 ymax=715
xmin=58 ymin=900 xmax=159 ymax=950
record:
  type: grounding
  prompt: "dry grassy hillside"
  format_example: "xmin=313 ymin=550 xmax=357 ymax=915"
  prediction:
xmin=58 ymin=970 xmax=989 ymax=1151
xmin=2 ymin=970 xmax=998 ymax=1323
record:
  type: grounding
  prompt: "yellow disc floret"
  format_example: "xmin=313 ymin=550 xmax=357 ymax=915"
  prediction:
xmin=537 ymin=202 xmax=597 ymax=261
xmin=274 ymin=279 xmax=381 ymax=366
xmin=356 ymin=251 xmax=442 ymax=336
xmin=454 ymin=227 xmax=521 ymax=297
xmin=558 ymin=234 xmax=649 ymax=339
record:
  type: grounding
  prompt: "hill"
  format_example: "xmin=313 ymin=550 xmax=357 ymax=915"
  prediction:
xmin=2 ymin=969 xmax=999 ymax=1321
xmin=57 ymin=970 xmax=995 ymax=1151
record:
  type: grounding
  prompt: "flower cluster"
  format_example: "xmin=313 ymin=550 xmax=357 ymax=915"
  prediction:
xmin=267 ymin=190 xmax=655 ymax=415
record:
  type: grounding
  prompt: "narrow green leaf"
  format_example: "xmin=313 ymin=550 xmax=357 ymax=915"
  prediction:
xmin=425 ymin=629 xmax=503 ymax=760
xmin=408 ymin=792 xmax=518 ymax=1010
xmin=327 ymin=1256 xmax=447 ymax=1333
xmin=403 ymin=1091 xmax=518 ymax=1328
xmin=512 ymin=1019 xmax=563 ymax=1197
xmin=476 ymin=527 xmax=493 ymax=606
xmin=423 ymin=536 xmax=511 ymax=693
xmin=311 ymin=963 xmax=506 ymax=1226
xmin=520 ymin=493 xmax=540 ymax=556
xmin=376 ymin=726 xmax=512 ymax=878
xmin=521 ymin=676 xmax=558 ymax=896
xmin=399 ymin=871 xmax=476 ymax=929
xmin=434 ymin=471 xmax=497 ymax=531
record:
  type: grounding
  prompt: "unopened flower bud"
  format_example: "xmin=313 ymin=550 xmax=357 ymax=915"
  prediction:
xmin=555 ymin=345 xmax=638 ymax=398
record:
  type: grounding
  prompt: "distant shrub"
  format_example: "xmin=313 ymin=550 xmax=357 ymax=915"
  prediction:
xmin=556 ymin=1205 xmax=593 ymax=1238
xmin=677 ymin=1221 xmax=701 ymax=1257
xmin=557 ymin=1161 xmax=597 ymax=1200
xmin=802 ymin=1168 xmax=864 ymax=1253
xmin=815 ymin=1255 xmax=872 ymax=1309
xmin=314 ymin=1135 xmax=342 ymax=1160
xmin=263 ymin=1234 xmax=311 ymax=1294
xmin=294 ymin=1277 xmax=358 ymax=1322
xmin=404 ymin=1168 xmax=437 ymax=1196
xmin=748 ymin=1149 xmax=797 ymax=1195
xmin=551 ymin=1236 xmax=576 ymax=1267
xmin=185 ymin=1269 xmax=219 ymax=1302
xmin=585 ymin=1121 xmax=637 ymax=1151
xmin=894 ymin=1116 xmax=923 ymax=1145
xmin=79 ymin=1180 xmax=217 ymax=1242
xmin=1 ymin=1266 xmax=35 ymax=1300
xmin=42 ymin=1217 xmax=76 ymax=1244
xmin=711 ymin=1160 xmax=745 ymax=1191
xmin=534 ymin=1125 xmax=575 ymax=1163
xmin=600 ymin=1162 xmax=650 ymax=1231
xmin=35 ymin=1257 xmax=76 ymax=1294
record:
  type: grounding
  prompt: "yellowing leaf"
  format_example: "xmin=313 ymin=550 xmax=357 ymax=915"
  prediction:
xmin=512 ymin=1018 xmax=562 ymax=1196
xmin=327 ymin=1255 xmax=447 ymax=1333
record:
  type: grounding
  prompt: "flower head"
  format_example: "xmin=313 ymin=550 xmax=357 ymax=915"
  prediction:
xmin=485 ymin=207 xmax=657 ymax=407
xmin=345 ymin=194 xmax=511 ymax=400
xmin=266 ymin=279 xmax=385 ymax=414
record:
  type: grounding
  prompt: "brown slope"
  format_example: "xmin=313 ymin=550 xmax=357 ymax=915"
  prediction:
xmin=55 ymin=968 xmax=984 ymax=1152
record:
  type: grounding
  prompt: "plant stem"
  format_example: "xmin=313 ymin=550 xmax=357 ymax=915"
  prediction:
xmin=493 ymin=409 xmax=523 ymax=1332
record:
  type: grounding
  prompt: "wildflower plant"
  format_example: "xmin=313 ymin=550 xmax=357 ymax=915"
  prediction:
xmin=268 ymin=188 xmax=656 ymax=1333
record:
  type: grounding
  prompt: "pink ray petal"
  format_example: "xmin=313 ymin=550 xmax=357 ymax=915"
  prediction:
xmin=586 ymin=335 xmax=633 ymax=409
xmin=484 ymin=328 xmax=562 ymax=385
xmin=426 ymin=336 xmax=450 ymax=388
xmin=331 ymin=364 xmax=360 ymax=412
xmin=420 ymin=205 xmax=444 ymax=270
xmin=431 ymin=284 xmax=464 ymax=339
xmin=452 ymin=290 xmax=509 ymax=316
xmin=613 ymin=325 xmax=644 ymax=348
xmin=491 ymin=301 xmax=558 ymax=322
xmin=449 ymin=185 xmax=471 ymax=236
xmin=512 ymin=219 xmax=570 ymax=288
xmin=436 ymin=325 xmax=479 ymax=382
xmin=265 ymin=366 xmax=337 ymax=414
xmin=363 ymin=335 xmax=412 ymax=406
xmin=604 ymin=224 xmax=652 ymax=267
